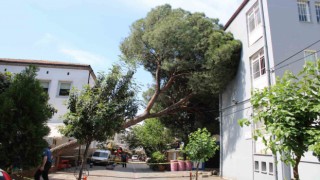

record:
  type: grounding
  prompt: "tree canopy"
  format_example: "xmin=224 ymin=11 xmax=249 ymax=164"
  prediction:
xmin=239 ymin=60 xmax=320 ymax=180
xmin=0 ymin=66 xmax=55 ymax=170
xmin=61 ymin=65 xmax=138 ymax=180
xmin=121 ymin=4 xmax=241 ymax=128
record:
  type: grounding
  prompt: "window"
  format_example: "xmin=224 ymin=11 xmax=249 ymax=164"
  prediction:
xmin=40 ymin=81 xmax=50 ymax=93
xmin=297 ymin=0 xmax=311 ymax=22
xmin=247 ymin=3 xmax=261 ymax=33
xmin=304 ymin=50 xmax=317 ymax=62
xmin=251 ymin=49 xmax=266 ymax=79
xmin=261 ymin=162 xmax=267 ymax=173
xmin=254 ymin=161 xmax=259 ymax=172
xmin=316 ymin=2 xmax=320 ymax=23
xmin=59 ymin=82 xmax=71 ymax=96
xmin=269 ymin=162 xmax=274 ymax=175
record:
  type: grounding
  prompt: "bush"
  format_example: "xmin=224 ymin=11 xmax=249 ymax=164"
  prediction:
xmin=148 ymin=151 xmax=166 ymax=171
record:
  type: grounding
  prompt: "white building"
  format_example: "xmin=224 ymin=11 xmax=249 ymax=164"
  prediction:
xmin=0 ymin=58 xmax=96 ymax=146
xmin=221 ymin=0 xmax=320 ymax=179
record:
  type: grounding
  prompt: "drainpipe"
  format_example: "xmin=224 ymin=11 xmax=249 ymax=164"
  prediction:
xmin=87 ymin=68 xmax=92 ymax=85
xmin=219 ymin=93 xmax=223 ymax=177
xmin=259 ymin=0 xmax=278 ymax=180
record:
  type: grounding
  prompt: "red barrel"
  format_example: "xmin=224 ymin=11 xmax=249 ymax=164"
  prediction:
xmin=170 ymin=160 xmax=178 ymax=171
xmin=178 ymin=160 xmax=186 ymax=171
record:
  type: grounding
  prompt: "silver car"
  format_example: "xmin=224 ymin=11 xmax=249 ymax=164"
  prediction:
xmin=91 ymin=150 xmax=110 ymax=164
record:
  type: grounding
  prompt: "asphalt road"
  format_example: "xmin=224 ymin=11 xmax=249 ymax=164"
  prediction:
xmin=49 ymin=161 xmax=223 ymax=180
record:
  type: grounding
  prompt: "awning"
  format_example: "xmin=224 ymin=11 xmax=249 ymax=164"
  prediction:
xmin=47 ymin=123 xmax=65 ymax=138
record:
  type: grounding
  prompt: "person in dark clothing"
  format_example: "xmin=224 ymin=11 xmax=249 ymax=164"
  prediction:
xmin=121 ymin=153 xmax=127 ymax=168
xmin=34 ymin=146 xmax=52 ymax=180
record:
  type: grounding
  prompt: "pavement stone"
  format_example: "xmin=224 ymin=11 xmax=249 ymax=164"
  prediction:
xmin=48 ymin=162 xmax=224 ymax=180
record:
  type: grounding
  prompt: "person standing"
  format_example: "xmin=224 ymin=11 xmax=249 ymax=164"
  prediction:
xmin=34 ymin=146 xmax=52 ymax=180
xmin=121 ymin=152 xmax=127 ymax=168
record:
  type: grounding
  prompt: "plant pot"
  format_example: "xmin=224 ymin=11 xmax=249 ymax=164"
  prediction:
xmin=158 ymin=164 xmax=166 ymax=171
xmin=170 ymin=160 xmax=178 ymax=171
xmin=178 ymin=160 xmax=186 ymax=171
xmin=185 ymin=160 xmax=192 ymax=171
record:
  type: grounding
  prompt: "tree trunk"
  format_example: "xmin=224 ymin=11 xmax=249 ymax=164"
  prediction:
xmin=196 ymin=162 xmax=199 ymax=180
xmin=293 ymin=155 xmax=301 ymax=180
xmin=78 ymin=141 xmax=91 ymax=180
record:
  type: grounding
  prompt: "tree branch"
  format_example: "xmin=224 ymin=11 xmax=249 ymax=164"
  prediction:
xmin=123 ymin=93 xmax=194 ymax=128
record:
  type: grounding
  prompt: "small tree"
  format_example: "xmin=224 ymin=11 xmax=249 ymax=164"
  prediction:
xmin=184 ymin=128 xmax=219 ymax=180
xmin=61 ymin=65 xmax=138 ymax=180
xmin=0 ymin=66 xmax=55 ymax=170
xmin=239 ymin=60 xmax=320 ymax=180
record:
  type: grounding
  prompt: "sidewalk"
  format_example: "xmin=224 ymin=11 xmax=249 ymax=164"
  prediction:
xmin=49 ymin=164 xmax=224 ymax=180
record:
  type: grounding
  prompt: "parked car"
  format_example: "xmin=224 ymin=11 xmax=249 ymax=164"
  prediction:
xmin=91 ymin=149 xmax=111 ymax=165
xmin=131 ymin=155 xmax=139 ymax=161
xmin=0 ymin=169 xmax=12 ymax=180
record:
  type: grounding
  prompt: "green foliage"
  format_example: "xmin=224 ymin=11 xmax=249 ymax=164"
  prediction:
xmin=238 ymin=118 xmax=251 ymax=127
xmin=148 ymin=89 xmax=220 ymax=147
xmin=61 ymin=65 xmax=138 ymax=180
xmin=151 ymin=151 xmax=166 ymax=162
xmin=240 ymin=60 xmax=320 ymax=179
xmin=184 ymin=128 xmax=219 ymax=163
xmin=120 ymin=4 xmax=241 ymax=128
xmin=61 ymin=65 xmax=138 ymax=143
xmin=147 ymin=151 xmax=166 ymax=171
xmin=124 ymin=118 xmax=173 ymax=156
xmin=0 ymin=66 xmax=55 ymax=169
xmin=121 ymin=4 xmax=241 ymax=94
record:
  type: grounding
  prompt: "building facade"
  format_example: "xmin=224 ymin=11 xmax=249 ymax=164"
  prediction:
xmin=0 ymin=58 xmax=96 ymax=146
xmin=221 ymin=0 xmax=320 ymax=179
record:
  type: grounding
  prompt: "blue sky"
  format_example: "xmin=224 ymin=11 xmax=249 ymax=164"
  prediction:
xmin=0 ymin=0 xmax=242 ymax=95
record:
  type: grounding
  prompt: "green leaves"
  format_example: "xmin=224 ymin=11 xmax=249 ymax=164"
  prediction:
xmin=183 ymin=128 xmax=219 ymax=163
xmin=241 ymin=60 xmax=320 ymax=177
xmin=120 ymin=4 xmax=241 ymax=101
xmin=238 ymin=118 xmax=251 ymax=127
xmin=124 ymin=118 xmax=174 ymax=156
xmin=61 ymin=65 xmax=138 ymax=143
xmin=0 ymin=66 xmax=55 ymax=169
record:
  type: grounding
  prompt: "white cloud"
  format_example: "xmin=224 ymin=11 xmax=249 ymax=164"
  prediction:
xmin=118 ymin=0 xmax=243 ymax=23
xmin=34 ymin=33 xmax=59 ymax=47
xmin=34 ymin=33 xmax=112 ymax=70
xmin=60 ymin=48 xmax=108 ymax=66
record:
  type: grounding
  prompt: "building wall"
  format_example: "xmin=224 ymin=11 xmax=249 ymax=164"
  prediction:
xmin=267 ymin=0 xmax=320 ymax=179
xmin=0 ymin=63 xmax=95 ymax=148
xmin=222 ymin=0 xmax=262 ymax=179
xmin=0 ymin=64 xmax=95 ymax=124
xmin=267 ymin=0 xmax=320 ymax=77
xmin=222 ymin=0 xmax=320 ymax=179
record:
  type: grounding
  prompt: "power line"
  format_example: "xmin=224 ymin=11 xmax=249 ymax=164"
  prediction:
xmin=273 ymin=49 xmax=320 ymax=71
xmin=222 ymin=106 xmax=252 ymax=117
xmin=273 ymin=39 xmax=320 ymax=68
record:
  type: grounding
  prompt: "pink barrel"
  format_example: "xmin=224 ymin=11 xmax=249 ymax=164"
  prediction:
xmin=185 ymin=160 xmax=192 ymax=171
xmin=170 ymin=160 xmax=178 ymax=171
xmin=178 ymin=160 xmax=186 ymax=171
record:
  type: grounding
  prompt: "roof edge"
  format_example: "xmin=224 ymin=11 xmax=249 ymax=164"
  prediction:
xmin=224 ymin=0 xmax=250 ymax=30
xmin=0 ymin=58 xmax=97 ymax=80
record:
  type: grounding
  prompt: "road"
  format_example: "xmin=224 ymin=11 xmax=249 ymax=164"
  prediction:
xmin=49 ymin=161 xmax=224 ymax=180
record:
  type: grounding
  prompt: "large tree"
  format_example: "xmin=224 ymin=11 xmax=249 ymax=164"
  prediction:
xmin=0 ymin=66 xmax=55 ymax=170
xmin=239 ymin=61 xmax=320 ymax=180
xmin=61 ymin=65 xmax=138 ymax=180
xmin=121 ymin=4 xmax=242 ymax=128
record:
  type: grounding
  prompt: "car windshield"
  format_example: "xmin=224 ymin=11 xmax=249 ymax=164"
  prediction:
xmin=93 ymin=152 xmax=108 ymax=158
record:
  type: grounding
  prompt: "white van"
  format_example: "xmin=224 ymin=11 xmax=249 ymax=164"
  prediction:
xmin=91 ymin=149 xmax=111 ymax=164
